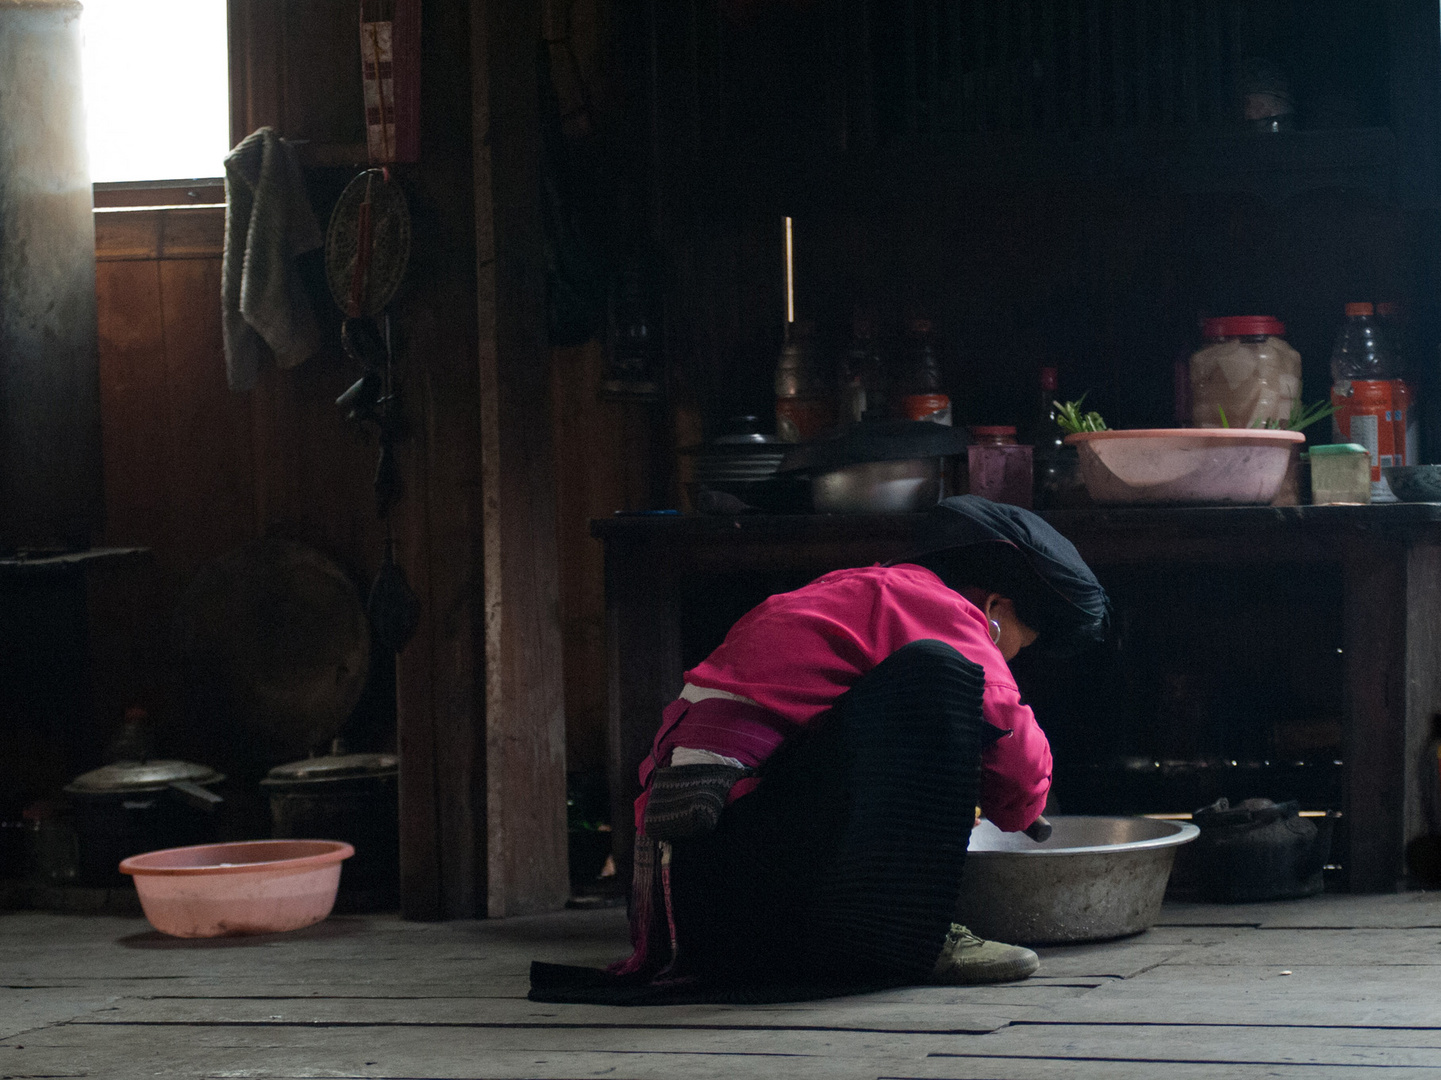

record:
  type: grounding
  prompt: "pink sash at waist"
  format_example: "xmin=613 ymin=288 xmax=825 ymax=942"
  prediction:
xmin=634 ymin=696 xmax=798 ymax=830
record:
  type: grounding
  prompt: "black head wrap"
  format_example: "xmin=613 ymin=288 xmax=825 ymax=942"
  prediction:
xmin=895 ymin=496 xmax=1110 ymax=651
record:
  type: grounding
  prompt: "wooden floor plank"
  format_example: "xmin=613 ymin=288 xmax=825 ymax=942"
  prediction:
xmin=9 ymin=1022 xmax=1441 ymax=1080
xmin=6 ymin=900 xmax=1441 ymax=1079
xmin=1160 ymin=893 xmax=1441 ymax=930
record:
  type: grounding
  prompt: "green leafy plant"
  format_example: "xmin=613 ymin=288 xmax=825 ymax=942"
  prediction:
xmin=1054 ymin=395 xmax=1109 ymax=435
xmin=1258 ymin=399 xmax=1335 ymax=432
xmin=1216 ymin=399 xmax=1334 ymax=431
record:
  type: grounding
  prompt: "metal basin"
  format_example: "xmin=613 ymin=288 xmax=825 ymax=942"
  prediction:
xmin=955 ymin=815 xmax=1198 ymax=946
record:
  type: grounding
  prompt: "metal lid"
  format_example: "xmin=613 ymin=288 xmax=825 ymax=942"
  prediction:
xmin=680 ymin=416 xmax=788 ymax=454
xmin=65 ymin=759 xmax=224 ymax=795
xmin=778 ymin=419 xmax=968 ymax=475
xmin=263 ymin=751 xmax=398 ymax=784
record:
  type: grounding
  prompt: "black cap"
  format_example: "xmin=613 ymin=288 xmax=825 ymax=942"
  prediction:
xmin=897 ymin=496 xmax=1110 ymax=648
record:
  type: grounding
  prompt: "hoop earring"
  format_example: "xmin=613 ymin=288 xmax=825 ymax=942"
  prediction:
xmin=988 ymin=618 xmax=1002 ymax=644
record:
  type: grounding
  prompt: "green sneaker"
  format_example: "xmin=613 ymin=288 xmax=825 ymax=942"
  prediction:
xmin=930 ymin=923 xmax=1040 ymax=985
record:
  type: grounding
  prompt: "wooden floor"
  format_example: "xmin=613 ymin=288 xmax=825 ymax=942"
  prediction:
xmin=3 ymin=892 xmax=1441 ymax=1079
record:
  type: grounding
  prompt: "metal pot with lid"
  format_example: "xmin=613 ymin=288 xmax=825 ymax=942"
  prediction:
xmin=1187 ymin=797 xmax=1334 ymax=903
xmin=263 ymin=750 xmax=397 ymax=785
xmin=779 ymin=420 xmax=969 ymax=513
xmin=66 ymin=758 xmax=225 ymax=806
xmin=681 ymin=416 xmax=807 ymax=514
xmin=63 ymin=757 xmax=226 ymax=887
xmin=262 ymin=741 xmax=398 ymax=906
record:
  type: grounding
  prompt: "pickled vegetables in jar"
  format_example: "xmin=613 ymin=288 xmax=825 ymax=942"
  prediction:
xmin=1189 ymin=316 xmax=1301 ymax=429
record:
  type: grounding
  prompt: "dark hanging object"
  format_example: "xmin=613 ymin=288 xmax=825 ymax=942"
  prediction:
xmin=368 ymin=538 xmax=420 ymax=653
xmin=538 ymin=39 xmax=605 ymax=347
xmin=325 ymin=169 xmax=411 ymax=321
xmin=601 ymin=259 xmax=661 ymax=401
xmin=173 ymin=539 xmax=372 ymax=759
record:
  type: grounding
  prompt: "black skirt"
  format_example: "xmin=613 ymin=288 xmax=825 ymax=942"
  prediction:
xmin=531 ymin=638 xmax=990 ymax=1004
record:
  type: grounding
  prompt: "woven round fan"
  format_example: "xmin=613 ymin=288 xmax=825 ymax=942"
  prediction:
xmin=325 ymin=169 xmax=411 ymax=318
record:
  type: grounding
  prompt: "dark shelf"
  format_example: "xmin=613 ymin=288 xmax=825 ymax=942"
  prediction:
xmin=595 ymin=502 xmax=1441 ymax=541
xmin=708 ymin=127 xmax=1403 ymax=211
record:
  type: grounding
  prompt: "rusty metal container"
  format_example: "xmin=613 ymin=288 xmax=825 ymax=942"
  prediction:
xmin=0 ymin=0 xmax=103 ymax=549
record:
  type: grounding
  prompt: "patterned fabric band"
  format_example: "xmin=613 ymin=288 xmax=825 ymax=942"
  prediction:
xmin=643 ymin=764 xmax=757 ymax=841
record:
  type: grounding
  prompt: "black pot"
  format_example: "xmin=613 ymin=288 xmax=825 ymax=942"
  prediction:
xmin=63 ymin=759 xmax=225 ymax=887
xmin=262 ymin=748 xmax=398 ymax=908
xmin=1187 ymin=797 xmax=1334 ymax=902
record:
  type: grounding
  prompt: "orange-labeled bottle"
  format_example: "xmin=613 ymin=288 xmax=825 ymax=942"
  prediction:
xmin=1330 ymin=303 xmax=1399 ymax=501
xmin=895 ymin=318 xmax=952 ymax=425
xmin=1338 ymin=379 xmax=1398 ymax=491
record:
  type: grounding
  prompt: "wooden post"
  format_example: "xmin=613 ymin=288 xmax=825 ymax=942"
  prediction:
xmin=1403 ymin=545 xmax=1441 ymax=861
xmin=471 ymin=0 xmax=570 ymax=917
xmin=392 ymin=0 xmax=491 ymax=921
xmin=1342 ymin=536 xmax=1408 ymax=892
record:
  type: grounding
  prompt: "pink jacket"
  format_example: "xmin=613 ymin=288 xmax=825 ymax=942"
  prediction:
xmin=639 ymin=563 xmax=1052 ymax=833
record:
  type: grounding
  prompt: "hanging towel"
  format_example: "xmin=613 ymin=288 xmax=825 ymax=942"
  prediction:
xmin=222 ymin=128 xmax=324 ymax=391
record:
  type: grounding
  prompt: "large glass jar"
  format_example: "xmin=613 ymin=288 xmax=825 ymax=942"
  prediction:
xmin=1189 ymin=316 xmax=1301 ymax=429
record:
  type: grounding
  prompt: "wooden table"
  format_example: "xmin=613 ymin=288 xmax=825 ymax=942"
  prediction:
xmin=593 ymin=506 xmax=1441 ymax=892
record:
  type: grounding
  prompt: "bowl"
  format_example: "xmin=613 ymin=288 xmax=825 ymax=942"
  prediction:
xmin=120 ymin=839 xmax=354 ymax=938
xmin=810 ymin=457 xmax=943 ymax=513
xmin=1065 ymin=428 xmax=1303 ymax=505
xmin=954 ymin=815 xmax=1198 ymax=945
xmin=1383 ymin=465 xmax=1441 ymax=502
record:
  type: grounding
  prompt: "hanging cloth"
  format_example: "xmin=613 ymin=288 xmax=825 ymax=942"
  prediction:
xmin=222 ymin=127 xmax=324 ymax=391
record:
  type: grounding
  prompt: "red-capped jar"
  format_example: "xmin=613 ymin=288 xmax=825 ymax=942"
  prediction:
xmin=970 ymin=425 xmax=1018 ymax=446
xmin=1189 ymin=315 xmax=1301 ymax=429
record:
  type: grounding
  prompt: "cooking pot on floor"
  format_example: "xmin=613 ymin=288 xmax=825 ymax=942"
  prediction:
xmin=63 ymin=758 xmax=225 ymax=887
xmin=262 ymin=743 xmax=398 ymax=908
xmin=1185 ymin=797 xmax=1333 ymax=902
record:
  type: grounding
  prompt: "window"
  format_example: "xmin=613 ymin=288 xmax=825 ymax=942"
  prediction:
xmin=81 ymin=0 xmax=230 ymax=184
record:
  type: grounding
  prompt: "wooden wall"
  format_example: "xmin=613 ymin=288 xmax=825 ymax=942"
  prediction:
xmin=88 ymin=0 xmax=583 ymax=919
xmin=94 ymin=207 xmax=385 ymax=618
xmin=93 ymin=205 xmax=391 ymax=768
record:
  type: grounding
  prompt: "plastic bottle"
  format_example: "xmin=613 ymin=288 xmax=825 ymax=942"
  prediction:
xmin=1330 ymin=302 xmax=1399 ymax=501
xmin=1030 ymin=366 xmax=1080 ymax=508
xmin=838 ymin=313 xmax=889 ymax=426
xmin=774 ymin=319 xmax=834 ymax=443
xmin=1378 ymin=302 xmax=1420 ymax=467
xmin=895 ymin=318 xmax=952 ymax=425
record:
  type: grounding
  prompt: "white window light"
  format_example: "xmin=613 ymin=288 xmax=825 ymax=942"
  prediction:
xmin=81 ymin=0 xmax=230 ymax=184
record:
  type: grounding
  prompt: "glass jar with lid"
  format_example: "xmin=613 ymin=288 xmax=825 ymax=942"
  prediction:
xmin=970 ymin=425 xmax=1018 ymax=446
xmin=1189 ymin=316 xmax=1301 ymax=429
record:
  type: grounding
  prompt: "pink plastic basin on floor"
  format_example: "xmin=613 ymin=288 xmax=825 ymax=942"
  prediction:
xmin=120 ymin=840 xmax=354 ymax=938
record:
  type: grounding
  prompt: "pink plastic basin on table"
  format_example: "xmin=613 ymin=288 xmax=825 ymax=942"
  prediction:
xmin=119 ymin=839 xmax=354 ymax=938
xmin=1065 ymin=428 xmax=1304 ymax=506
